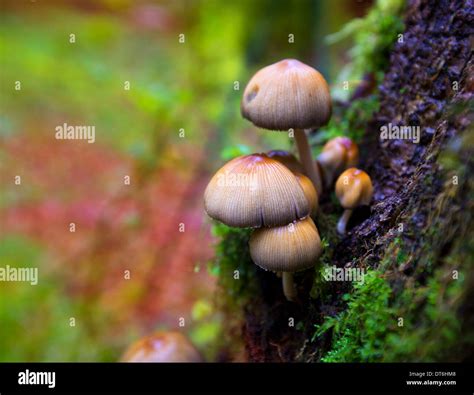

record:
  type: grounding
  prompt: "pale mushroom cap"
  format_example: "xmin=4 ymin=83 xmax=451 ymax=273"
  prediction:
xmin=267 ymin=149 xmax=304 ymax=174
xmin=121 ymin=331 xmax=203 ymax=363
xmin=249 ymin=217 xmax=322 ymax=272
xmin=294 ymin=172 xmax=318 ymax=213
xmin=318 ymin=137 xmax=359 ymax=187
xmin=204 ymin=154 xmax=310 ymax=227
xmin=335 ymin=168 xmax=373 ymax=209
xmin=241 ymin=59 xmax=332 ymax=131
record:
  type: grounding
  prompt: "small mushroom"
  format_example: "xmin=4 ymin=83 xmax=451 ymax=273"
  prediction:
xmin=335 ymin=168 xmax=373 ymax=235
xmin=121 ymin=331 xmax=203 ymax=362
xmin=241 ymin=59 xmax=332 ymax=195
xmin=294 ymin=172 xmax=318 ymax=214
xmin=249 ymin=217 xmax=322 ymax=301
xmin=204 ymin=153 xmax=310 ymax=227
xmin=317 ymin=137 xmax=359 ymax=189
xmin=267 ymin=149 xmax=304 ymax=174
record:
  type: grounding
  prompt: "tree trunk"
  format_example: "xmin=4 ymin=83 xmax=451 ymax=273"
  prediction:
xmin=240 ymin=0 xmax=473 ymax=362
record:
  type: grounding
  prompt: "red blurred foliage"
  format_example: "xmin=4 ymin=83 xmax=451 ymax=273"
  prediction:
xmin=1 ymin=133 xmax=215 ymax=333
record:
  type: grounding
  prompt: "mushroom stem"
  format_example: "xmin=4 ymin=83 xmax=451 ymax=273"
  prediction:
xmin=294 ymin=129 xmax=322 ymax=195
xmin=337 ymin=209 xmax=353 ymax=235
xmin=282 ymin=272 xmax=297 ymax=301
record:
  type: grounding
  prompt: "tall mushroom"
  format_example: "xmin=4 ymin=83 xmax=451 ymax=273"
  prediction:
xmin=317 ymin=136 xmax=359 ymax=189
xmin=241 ymin=59 xmax=332 ymax=196
xmin=335 ymin=168 xmax=373 ymax=235
xmin=249 ymin=217 xmax=322 ymax=301
xmin=204 ymin=153 xmax=310 ymax=228
xmin=121 ymin=331 xmax=203 ymax=363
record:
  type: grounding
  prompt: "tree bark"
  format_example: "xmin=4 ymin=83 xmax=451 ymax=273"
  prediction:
xmin=241 ymin=0 xmax=473 ymax=362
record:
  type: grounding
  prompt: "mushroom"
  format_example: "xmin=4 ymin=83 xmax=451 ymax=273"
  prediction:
xmin=204 ymin=153 xmax=310 ymax=228
xmin=121 ymin=331 xmax=203 ymax=362
xmin=267 ymin=149 xmax=304 ymax=174
xmin=294 ymin=172 xmax=318 ymax=214
xmin=249 ymin=217 xmax=322 ymax=301
xmin=241 ymin=59 xmax=332 ymax=196
xmin=335 ymin=168 xmax=373 ymax=235
xmin=317 ymin=136 xmax=359 ymax=189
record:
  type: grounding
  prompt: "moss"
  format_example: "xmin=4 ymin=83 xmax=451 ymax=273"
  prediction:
xmin=313 ymin=270 xmax=394 ymax=362
xmin=326 ymin=0 xmax=405 ymax=84
xmin=315 ymin=177 xmax=473 ymax=362
xmin=310 ymin=212 xmax=339 ymax=300
xmin=209 ymin=223 xmax=258 ymax=305
xmin=314 ymin=247 xmax=469 ymax=362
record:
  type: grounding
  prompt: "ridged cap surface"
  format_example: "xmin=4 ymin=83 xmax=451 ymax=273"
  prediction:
xmin=249 ymin=217 xmax=322 ymax=272
xmin=241 ymin=59 xmax=331 ymax=131
xmin=294 ymin=172 xmax=318 ymax=213
xmin=204 ymin=154 xmax=310 ymax=227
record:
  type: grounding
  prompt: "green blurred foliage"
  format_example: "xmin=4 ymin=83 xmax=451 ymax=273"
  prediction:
xmin=0 ymin=236 xmax=117 ymax=361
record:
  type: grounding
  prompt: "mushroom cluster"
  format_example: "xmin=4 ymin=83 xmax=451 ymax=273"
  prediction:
xmin=204 ymin=153 xmax=321 ymax=301
xmin=204 ymin=58 xmax=375 ymax=302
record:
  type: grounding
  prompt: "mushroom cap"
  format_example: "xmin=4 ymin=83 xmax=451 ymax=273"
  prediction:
xmin=294 ymin=172 xmax=318 ymax=213
xmin=121 ymin=331 xmax=203 ymax=363
xmin=241 ymin=59 xmax=332 ymax=131
xmin=318 ymin=137 xmax=359 ymax=187
xmin=249 ymin=217 xmax=322 ymax=272
xmin=267 ymin=149 xmax=304 ymax=173
xmin=335 ymin=168 xmax=373 ymax=209
xmin=204 ymin=154 xmax=310 ymax=227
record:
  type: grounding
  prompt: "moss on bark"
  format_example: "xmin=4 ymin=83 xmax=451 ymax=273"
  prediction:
xmin=211 ymin=0 xmax=473 ymax=362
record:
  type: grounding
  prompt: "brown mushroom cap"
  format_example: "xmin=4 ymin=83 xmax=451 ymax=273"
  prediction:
xmin=249 ymin=217 xmax=322 ymax=272
xmin=294 ymin=172 xmax=318 ymax=213
xmin=318 ymin=137 xmax=359 ymax=187
xmin=121 ymin=331 xmax=203 ymax=363
xmin=335 ymin=168 xmax=373 ymax=209
xmin=204 ymin=154 xmax=310 ymax=227
xmin=267 ymin=149 xmax=304 ymax=174
xmin=241 ymin=59 xmax=332 ymax=131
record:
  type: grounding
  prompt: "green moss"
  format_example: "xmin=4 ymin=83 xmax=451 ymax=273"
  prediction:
xmin=326 ymin=0 xmax=405 ymax=85
xmin=315 ymin=220 xmax=472 ymax=362
xmin=310 ymin=213 xmax=339 ymax=300
xmin=313 ymin=270 xmax=394 ymax=362
xmin=209 ymin=223 xmax=258 ymax=304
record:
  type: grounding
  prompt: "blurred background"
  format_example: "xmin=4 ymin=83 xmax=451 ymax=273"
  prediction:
xmin=0 ymin=0 xmax=374 ymax=361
